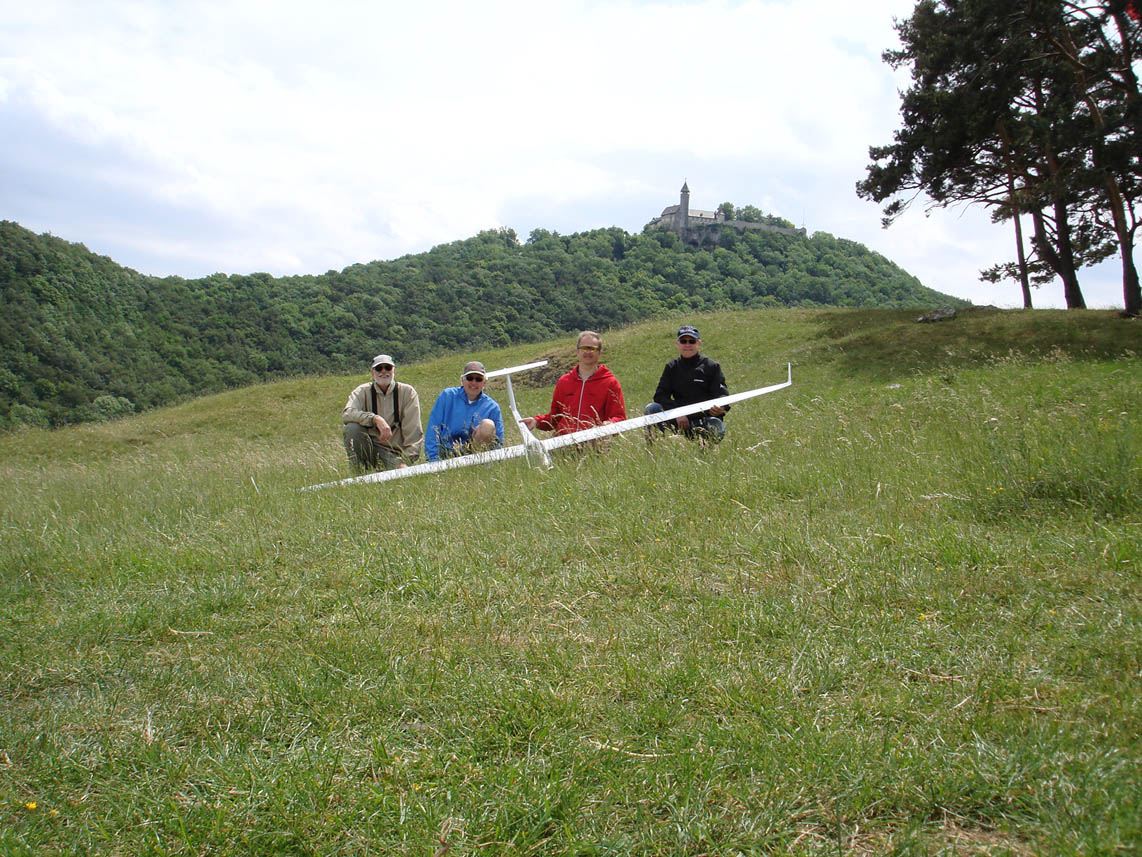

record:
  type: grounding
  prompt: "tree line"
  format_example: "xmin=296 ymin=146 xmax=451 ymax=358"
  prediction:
xmin=1 ymin=217 xmax=960 ymax=429
xmin=859 ymin=0 xmax=1140 ymax=314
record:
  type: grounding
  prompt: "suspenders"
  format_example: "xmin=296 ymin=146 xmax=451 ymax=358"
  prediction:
xmin=369 ymin=384 xmax=402 ymax=433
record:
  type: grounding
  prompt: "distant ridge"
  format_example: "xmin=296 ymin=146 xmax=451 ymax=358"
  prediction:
xmin=1 ymin=218 xmax=965 ymax=428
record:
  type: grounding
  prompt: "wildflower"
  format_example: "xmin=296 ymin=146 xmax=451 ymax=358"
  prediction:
xmin=24 ymin=801 xmax=37 ymax=811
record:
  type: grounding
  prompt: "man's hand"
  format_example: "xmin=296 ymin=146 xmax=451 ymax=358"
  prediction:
xmin=521 ymin=417 xmax=537 ymax=430
xmin=676 ymin=414 xmax=691 ymax=431
xmin=373 ymin=415 xmax=393 ymax=443
xmin=709 ymin=405 xmax=726 ymax=417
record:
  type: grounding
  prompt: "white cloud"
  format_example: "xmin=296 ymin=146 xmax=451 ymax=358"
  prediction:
xmin=0 ymin=0 xmax=1130 ymax=309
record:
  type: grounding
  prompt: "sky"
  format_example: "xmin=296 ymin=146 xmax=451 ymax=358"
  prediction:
xmin=0 ymin=0 xmax=1129 ymax=310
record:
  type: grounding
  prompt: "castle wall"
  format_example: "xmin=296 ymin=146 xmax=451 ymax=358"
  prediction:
xmin=723 ymin=219 xmax=806 ymax=236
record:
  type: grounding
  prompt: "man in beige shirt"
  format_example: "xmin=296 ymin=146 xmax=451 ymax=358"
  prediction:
xmin=341 ymin=354 xmax=423 ymax=472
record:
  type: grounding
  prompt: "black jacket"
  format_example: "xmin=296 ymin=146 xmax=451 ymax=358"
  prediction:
xmin=653 ymin=354 xmax=729 ymax=415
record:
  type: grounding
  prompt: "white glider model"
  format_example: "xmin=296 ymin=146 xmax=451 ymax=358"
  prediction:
xmin=304 ymin=361 xmax=791 ymax=490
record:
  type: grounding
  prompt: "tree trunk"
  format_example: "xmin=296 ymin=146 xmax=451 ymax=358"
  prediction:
xmin=998 ymin=121 xmax=1034 ymax=307
xmin=1101 ymin=175 xmax=1142 ymax=315
xmin=1053 ymin=199 xmax=1087 ymax=308
xmin=1031 ymin=204 xmax=1086 ymax=308
xmin=1043 ymin=8 xmax=1139 ymax=313
xmin=1010 ymin=184 xmax=1033 ymax=308
xmin=1015 ymin=214 xmax=1033 ymax=309
xmin=1120 ymin=237 xmax=1141 ymax=316
xmin=1027 ymin=80 xmax=1086 ymax=309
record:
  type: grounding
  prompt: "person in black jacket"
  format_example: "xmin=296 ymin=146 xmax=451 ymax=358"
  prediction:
xmin=644 ymin=325 xmax=728 ymax=442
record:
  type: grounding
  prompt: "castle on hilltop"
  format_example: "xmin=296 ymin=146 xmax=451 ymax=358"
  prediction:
xmin=646 ymin=182 xmax=806 ymax=245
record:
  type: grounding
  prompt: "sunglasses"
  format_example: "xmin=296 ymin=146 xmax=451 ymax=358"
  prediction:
xmin=678 ymin=338 xmax=698 ymax=345
xmin=463 ymin=374 xmax=485 ymax=382
xmin=373 ymin=364 xmax=394 ymax=371
xmin=578 ymin=345 xmax=600 ymax=352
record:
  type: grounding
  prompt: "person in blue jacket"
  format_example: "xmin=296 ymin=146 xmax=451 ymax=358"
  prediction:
xmin=424 ymin=361 xmax=505 ymax=461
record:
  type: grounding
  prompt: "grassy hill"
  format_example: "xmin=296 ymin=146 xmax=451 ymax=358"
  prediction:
xmin=2 ymin=308 xmax=1139 ymax=854
xmin=2 ymin=220 xmax=966 ymax=429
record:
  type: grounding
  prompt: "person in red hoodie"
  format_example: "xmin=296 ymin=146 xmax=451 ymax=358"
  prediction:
xmin=522 ymin=330 xmax=626 ymax=436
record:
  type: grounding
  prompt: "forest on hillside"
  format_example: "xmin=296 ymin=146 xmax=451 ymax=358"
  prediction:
xmin=1 ymin=219 xmax=962 ymax=429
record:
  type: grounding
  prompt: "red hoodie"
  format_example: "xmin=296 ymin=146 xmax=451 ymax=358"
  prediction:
xmin=533 ymin=364 xmax=626 ymax=435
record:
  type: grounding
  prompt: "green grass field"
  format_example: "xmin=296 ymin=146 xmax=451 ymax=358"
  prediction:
xmin=2 ymin=308 xmax=1139 ymax=855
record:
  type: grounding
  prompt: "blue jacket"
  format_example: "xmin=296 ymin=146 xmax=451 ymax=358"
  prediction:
xmin=424 ymin=386 xmax=505 ymax=461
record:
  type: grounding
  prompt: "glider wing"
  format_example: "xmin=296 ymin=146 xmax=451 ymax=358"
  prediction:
xmin=303 ymin=440 xmax=531 ymax=490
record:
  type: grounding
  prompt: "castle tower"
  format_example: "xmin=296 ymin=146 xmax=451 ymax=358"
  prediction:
xmin=679 ymin=181 xmax=690 ymax=234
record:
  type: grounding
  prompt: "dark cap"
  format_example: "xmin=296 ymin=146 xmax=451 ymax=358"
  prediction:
xmin=677 ymin=325 xmax=700 ymax=340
